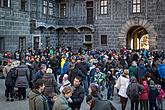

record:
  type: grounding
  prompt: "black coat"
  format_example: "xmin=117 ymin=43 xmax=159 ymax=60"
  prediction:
xmin=69 ymin=85 xmax=84 ymax=109
xmin=5 ymin=67 xmax=16 ymax=87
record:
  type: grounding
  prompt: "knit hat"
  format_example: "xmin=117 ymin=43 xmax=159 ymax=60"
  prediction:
xmin=8 ymin=59 xmax=12 ymax=63
xmin=150 ymin=80 xmax=155 ymax=85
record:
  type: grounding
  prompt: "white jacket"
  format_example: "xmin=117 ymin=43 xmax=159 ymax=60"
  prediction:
xmin=115 ymin=75 xmax=129 ymax=98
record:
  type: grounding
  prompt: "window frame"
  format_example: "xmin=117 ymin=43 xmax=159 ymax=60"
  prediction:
xmin=20 ymin=0 xmax=27 ymax=11
xmin=83 ymin=34 xmax=93 ymax=44
xmin=0 ymin=0 xmax=11 ymax=8
xmin=132 ymin=0 xmax=141 ymax=13
xmin=100 ymin=35 xmax=108 ymax=46
xmin=60 ymin=3 xmax=66 ymax=17
xmin=43 ymin=0 xmax=48 ymax=15
xmin=100 ymin=0 xmax=108 ymax=15
xmin=19 ymin=37 xmax=26 ymax=50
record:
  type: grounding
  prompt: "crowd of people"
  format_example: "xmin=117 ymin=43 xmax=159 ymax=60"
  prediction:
xmin=2 ymin=47 xmax=165 ymax=110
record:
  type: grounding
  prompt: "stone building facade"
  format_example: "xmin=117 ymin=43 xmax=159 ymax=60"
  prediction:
xmin=0 ymin=0 xmax=165 ymax=51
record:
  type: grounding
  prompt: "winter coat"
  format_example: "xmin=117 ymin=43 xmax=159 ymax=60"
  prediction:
xmin=91 ymin=99 xmax=116 ymax=110
xmin=3 ymin=65 xmax=13 ymax=78
xmin=42 ymin=73 xmax=60 ymax=97
xmin=94 ymin=72 xmax=106 ymax=84
xmin=69 ymin=85 xmax=84 ymax=109
xmin=140 ymin=81 xmax=149 ymax=101
xmin=126 ymin=77 xmax=144 ymax=101
xmin=158 ymin=64 xmax=165 ymax=78
xmin=157 ymin=88 xmax=165 ymax=100
xmin=5 ymin=67 xmax=16 ymax=87
xmin=75 ymin=62 xmax=90 ymax=76
xmin=29 ymin=89 xmax=49 ymax=110
xmin=129 ymin=66 xmax=137 ymax=78
xmin=33 ymin=70 xmax=45 ymax=83
xmin=115 ymin=75 xmax=129 ymax=98
xmin=149 ymin=85 xmax=159 ymax=103
xmin=137 ymin=64 xmax=147 ymax=78
xmin=15 ymin=65 xmax=30 ymax=88
xmin=53 ymin=94 xmax=72 ymax=110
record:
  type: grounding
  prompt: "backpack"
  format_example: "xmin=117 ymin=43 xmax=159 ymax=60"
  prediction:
xmin=128 ymin=84 xmax=139 ymax=101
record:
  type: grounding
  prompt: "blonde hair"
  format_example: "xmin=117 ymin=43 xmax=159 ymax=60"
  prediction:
xmin=46 ymin=68 xmax=52 ymax=74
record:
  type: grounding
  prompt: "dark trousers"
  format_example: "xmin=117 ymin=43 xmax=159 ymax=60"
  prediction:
xmin=120 ymin=96 xmax=128 ymax=110
xmin=149 ymin=101 xmax=158 ymax=110
xmin=140 ymin=100 xmax=148 ymax=110
xmin=18 ymin=87 xmax=26 ymax=99
xmin=131 ymin=100 xmax=139 ymax=110
xmin=107 ymin=85 xmax=112 ymax=99
xmin=5 ymin=85 xmax=14 ymax=99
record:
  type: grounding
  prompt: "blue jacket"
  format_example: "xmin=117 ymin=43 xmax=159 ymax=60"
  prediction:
xmin=158 ymin=64 xmax=165 ymax=78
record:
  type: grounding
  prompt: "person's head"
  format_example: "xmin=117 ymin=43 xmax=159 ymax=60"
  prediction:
xmin=40 ymin=64 xmax=47 ymax=72
xmin=123 ymin=69 xmax=129 ymax=77
xmin=132 ymin=61 xmax=137 ymax=66
xmin=62 ymin=86 xmax=73 ymax=98
xmin=88 ymin=83 xmax=99 ymax=96
xmin=63 ymin=74 xmax=69 ymax=81
xmin=86 ymin=95 xmax=95 ymax=109
xmin=73 ymin=76 xmax=82 ymax=87
xmin=34 ymin=79 xmax=45 ymax=93
xmin=46 ymin=68 xmax=52 ymax=74
xmin=7 ymin=59 xmax=12 ymax=66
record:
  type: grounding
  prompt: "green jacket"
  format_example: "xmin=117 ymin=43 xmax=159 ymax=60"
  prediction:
xmin=53 ymin=94 xmax=72 ymax=110
xmin=29 ymin=89 xmax=49 ymax=110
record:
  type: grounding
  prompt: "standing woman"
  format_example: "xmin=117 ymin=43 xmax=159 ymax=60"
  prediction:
xmin=42 ymin=68 xmax=60 ymax=110
xmin=115 ymin=69 xmax=129 ymax=110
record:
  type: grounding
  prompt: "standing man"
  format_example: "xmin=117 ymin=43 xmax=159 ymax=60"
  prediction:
xmin=69 ymin=76 xmax=85 ymax=110
xmin=29 ymin=79 xmax=49 ymax=110
xmin=3 ymin=59 xmax=13 ymax=78
xmin=3 ymin=59 xmax=13 ymax=101
xmin=15 ymin=60 xmax=30 ymax=100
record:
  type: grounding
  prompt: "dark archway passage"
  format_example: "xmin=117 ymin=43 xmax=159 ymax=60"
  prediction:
xmin=127 ymin=26 xmax=149 ymax=50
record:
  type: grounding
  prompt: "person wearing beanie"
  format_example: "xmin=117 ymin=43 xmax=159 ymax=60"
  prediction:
xmin=3 ymin=59 xmax=13 ymax=78
xmin=149 ymin=80 xmax=159 ymax=110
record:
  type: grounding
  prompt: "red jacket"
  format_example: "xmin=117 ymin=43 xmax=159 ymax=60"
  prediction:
xmin=140 ymin=81 xmax=149 ymax=101
xmin=157 ymin=88 xmax=165 ymax=100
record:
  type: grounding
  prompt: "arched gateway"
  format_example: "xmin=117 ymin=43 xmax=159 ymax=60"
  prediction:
xmin=118 ymin=19 xmax=157 ymax=50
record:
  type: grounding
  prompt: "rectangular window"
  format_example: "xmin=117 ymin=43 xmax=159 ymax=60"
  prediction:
xmin=21 ymin=0 xmax=27 ymax=11
xmin=0 ymin=0 xmax=10 ymax=8
xmin=132 ymin=0 xmax=141 ymax=13
xmin=84 ymin=35 xmax=93 ymax=43
xmin=43 ymin=0 xmax=48 ymax=14
xmin=86 ymin=1 xmax=93 ymax=24
xmin=33 ymin=37 xmax=39 ymax=50
xmin=60 ymin=3 xmax=66 ymax=17
xmin=19 ymin=37 xmax=26 ymax=50
xmin=0 ymin=37 xmax=5 ymax=51
xmin=100 ymin=0 xmax=108 ymax=14
xmin=101 ymin=35 xmax=107 ymax=45
xmin=48 ymin=2 xmax=53 ymax=15
xmin=46 ymin=37 xmax=50 ymax=47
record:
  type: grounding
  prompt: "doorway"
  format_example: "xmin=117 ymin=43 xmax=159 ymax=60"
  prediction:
xmin=127 ymin=26 xmax=149 ymax=50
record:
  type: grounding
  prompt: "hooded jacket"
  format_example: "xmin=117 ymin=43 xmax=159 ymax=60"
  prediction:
xmin=29 ymin=89 xmax=49 ymax=110
xmin=126 ymin=77 xmax=144 ymax=101
xmin=140 ymin=80 xmax=149 ymax=101
xmin=149 ymin=81 xmax=159 ymax=103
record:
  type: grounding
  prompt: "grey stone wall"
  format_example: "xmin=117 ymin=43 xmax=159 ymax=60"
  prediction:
xmin=0 ymin=0 xmax=165 ymax=51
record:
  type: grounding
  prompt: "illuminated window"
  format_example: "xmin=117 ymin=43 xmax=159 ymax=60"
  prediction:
xmin=100 ymin=0 xmax=108 ymax=14
xmin=133 ymin=0 xmax=141 ymax=13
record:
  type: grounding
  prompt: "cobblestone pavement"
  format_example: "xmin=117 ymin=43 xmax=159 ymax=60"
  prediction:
xmin=1 ymin=79 xmax=164 ymax=110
